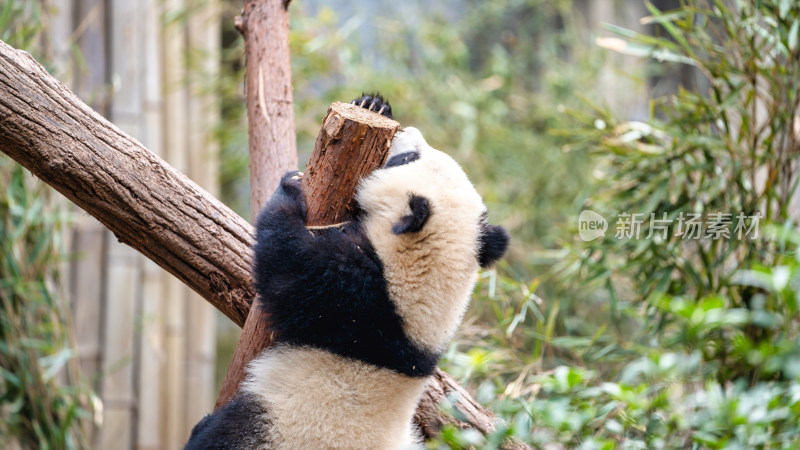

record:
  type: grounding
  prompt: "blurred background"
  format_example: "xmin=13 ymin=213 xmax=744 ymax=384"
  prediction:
xmin=2 ymin=0 xmax=800 ymax=448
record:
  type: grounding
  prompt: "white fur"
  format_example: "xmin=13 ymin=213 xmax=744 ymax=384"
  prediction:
xmin=242 ymin=346 xmax=428 ymax=450
xmin=357 ymin=127 xmax=485 ymax=353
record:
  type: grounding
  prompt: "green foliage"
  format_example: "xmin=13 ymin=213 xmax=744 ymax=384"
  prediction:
xmin=442 ymin=229 xmax=800 ymax=448
xmin=569 ymin=0 xmax=800 ymax=378
xmin=473 ymin=357 xmax=800 ymax=449
xmin=0 ymin=2 xmax=93 ymax=447
xmin=0 ymin=158 xmax=92 ymax=449
xmin=433 ymin=0 xmax=800 ymax=448
xmin=0 ymin=0 xmax=44 ymax=56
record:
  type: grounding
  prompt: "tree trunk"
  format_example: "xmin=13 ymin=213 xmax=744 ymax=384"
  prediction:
xmin=237 ymin=0 xmax=297 ymax=221
xmin=0 ymin=40 xmax=527 ymax=446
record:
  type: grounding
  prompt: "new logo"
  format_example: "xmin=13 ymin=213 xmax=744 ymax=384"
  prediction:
xmin=578 ymin=210 xmax=607 ymax=242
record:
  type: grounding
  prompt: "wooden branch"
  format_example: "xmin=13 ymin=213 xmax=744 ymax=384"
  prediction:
xmin=0 ymin=40 xmax=254 ymax=328
xmin=0 ymin=40 xmax=525 ymax=446
xmin=214 ymin=101 xmax=399 ymax=408
xmin=416 ymin=369 xmax=496 ymax=436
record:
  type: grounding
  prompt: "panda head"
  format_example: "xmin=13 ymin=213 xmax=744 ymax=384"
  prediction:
xmin=356 ymin=127 xmax=510 ymax=353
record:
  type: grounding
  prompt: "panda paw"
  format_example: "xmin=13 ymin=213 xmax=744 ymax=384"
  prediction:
xmin=277 ymin=171 xmax=307 ymax=219
xmin=351 ymin=93 xmax=393 ymax=119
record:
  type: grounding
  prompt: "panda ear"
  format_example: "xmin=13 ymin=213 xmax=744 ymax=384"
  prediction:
xmin=478 ymin=222 xmax=510 ymax=268
xmin=392 ymin=195 xmax=431 ymax=235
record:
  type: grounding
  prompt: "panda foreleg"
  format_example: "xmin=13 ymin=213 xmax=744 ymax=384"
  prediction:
xmin=261 ymin=170 xmax=307 ymax=224
xmin=253 ymin=170 xmax=314 ymax=250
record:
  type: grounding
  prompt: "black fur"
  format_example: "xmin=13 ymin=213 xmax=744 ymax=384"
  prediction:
xmin=185 ymin=392 xmax=276 ymax=449
xmin=384 ymin=151 xmax=421 ymax=168
xmin=253 ymin=172 xmax=439 ymax=378
xmin=351 ymin=92 xmax=393 ymax=119
xmin=391 ymin=195 xmax=431 ymax=235
xmin=477 ymin=213 xmax=510 ymax=268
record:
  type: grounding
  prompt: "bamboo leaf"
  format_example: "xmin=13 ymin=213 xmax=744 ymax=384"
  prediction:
xmin=789 ymin=19 xmax=799 ymax=52
xmin=779 ymin=0 xmax=792 ymax=19
xmin=645 ymin=1 xmax=692 ymax=51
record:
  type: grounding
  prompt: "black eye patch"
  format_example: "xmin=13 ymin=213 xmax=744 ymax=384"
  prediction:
xmin=391 ymin=195 xmax=431 ymax=235
xmin=384 ymin=151 xmax=420 ymax=168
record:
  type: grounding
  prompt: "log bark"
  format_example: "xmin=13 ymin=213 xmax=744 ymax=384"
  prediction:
xmin=214 ymin=101 xmax=399 ymax=409
xmin=0 ymin=40 xmax=523 ymax=445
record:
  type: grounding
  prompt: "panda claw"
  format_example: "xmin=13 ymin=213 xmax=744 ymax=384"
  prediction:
xmin=350 ymin=93 xmax=393 ymax=119
xmin=368 ymin=98 xmax=380 ymax=111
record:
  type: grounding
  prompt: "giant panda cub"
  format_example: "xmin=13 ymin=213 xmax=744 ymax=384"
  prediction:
xmin=185 ymin=95 xmax=510 ymax=449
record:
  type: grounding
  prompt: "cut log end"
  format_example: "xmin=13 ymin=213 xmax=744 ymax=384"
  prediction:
xmin=328 ymin=101 xmax=399 ymax=129
xmin=301 ymin=101 xmax=399 ymax=226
